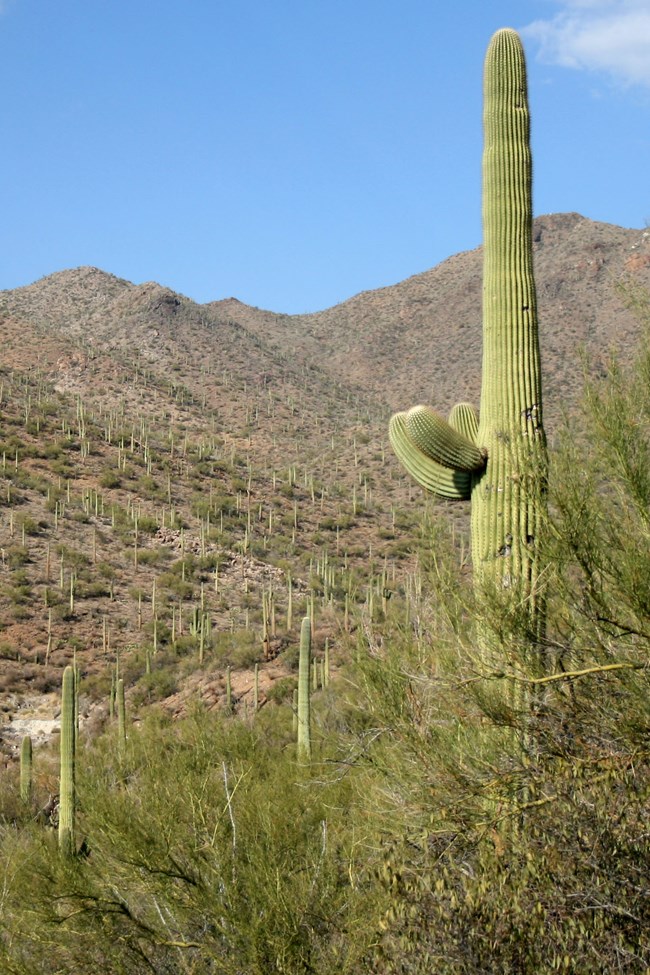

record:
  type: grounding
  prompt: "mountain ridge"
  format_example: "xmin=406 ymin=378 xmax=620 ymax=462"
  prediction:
xmin=3 ymin=213 xmax=650 ymax=435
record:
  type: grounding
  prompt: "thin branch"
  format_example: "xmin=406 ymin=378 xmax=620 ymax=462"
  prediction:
xmin=222 ymin=761 xmax=237 ymax=887
xmin=508 ymin=662 xmax=644 ymax=685
xmin=457 ymin=661 xmax=645 ymax=688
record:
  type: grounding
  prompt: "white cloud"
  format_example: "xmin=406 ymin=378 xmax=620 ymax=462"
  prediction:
xmin=523 ymin=0 xmax=650 ymax=87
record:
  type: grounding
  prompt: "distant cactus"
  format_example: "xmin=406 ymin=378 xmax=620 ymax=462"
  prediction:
xmin=225 ymin=666 xmax=232 ymax=712
xmin=390 ymin=28 xmax=547 ymax=643
xmin=19 ymin=735 xmax=32 ymax=804
xmin=117 ymin=677 xmax=127 ymax=752
xmin=58 ymin=665 xmax=76 ymax=856
xmin=297 ymin=617 xmax=312 ymax=761
xmin=324 ymin=638 xmax=330 ymax=689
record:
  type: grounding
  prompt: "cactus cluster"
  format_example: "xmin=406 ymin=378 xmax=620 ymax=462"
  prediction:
xmin=390 ymin=28 xmax=547 ymax=637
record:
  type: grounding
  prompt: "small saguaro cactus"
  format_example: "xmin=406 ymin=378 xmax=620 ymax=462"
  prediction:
xmin=58 ymin=665 xmax=76 ymax=856
xmin=20 ymin=735 xmax=32 ymax=805
xmin=297 ymin=616 xmax=312 ymax=761
xmin=225 ymin=666 xmax=232 ymax=712
xmin=390 ymin=28 xmax=547 ymax=648
xmin=117 ymin=677 xmax=127 ymax=753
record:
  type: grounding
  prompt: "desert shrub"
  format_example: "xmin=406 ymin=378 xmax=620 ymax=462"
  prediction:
xmin=136 ymin=474 xmax=163 ymax=498
xmin=134 ymin=546 xmax=168 ymax=567
xmin=210 ymin=629 xmax=260 ymax=669
xmin=74 ymin=580 xmax=112 ymax=600
xmin=39 ymin=441 xmax=64 ymax=459
xmin=6 ymin=545 xmax=30 ymax=567
xmin=69 ymin=509 xmax=90 ymax=524
xmin=99 ymin=468 xmax=121 ymax=489
xmin=156 ymin=569 xmax=194 ymax=601
xmin=0 ymin=638 xmax=16 ymax=661
xmin=279 ymin=641 xmax=300 ymax=672
xmin=130 ymin=667 xmax=178 ymax=706
xmin=352 ymin=310 xmax=650 ymax=974
xmin=265 ymin=675 xmax=297 ymax=705
xmin=136 ymin=514 xmax=159 ymax=534
xmin=18 ymin=516 xmax=42 ymax=536
xmin=49 ymin=458 xmax=74 ymax=478
xmin=0 ymin=710 xmax=370 ymax=974
xmin=55 ymin=545 xmax=89 ymax=570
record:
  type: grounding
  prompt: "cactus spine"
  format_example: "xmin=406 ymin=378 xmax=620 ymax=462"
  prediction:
xmin=389 ymin=28 xmax=547 ymax=645
xmin=297 ymin=616 xmax=312 ymax=761
xmin=58 ymin=665 xmax=76 ymax=856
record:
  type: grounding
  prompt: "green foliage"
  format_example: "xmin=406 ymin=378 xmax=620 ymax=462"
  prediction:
xmin=265 ymin=675 xmax=297 ymax=705
xmin=25 ymin=465 xmax=642 ymax=970
xmin=131 ymin=666 xmax=178 ymax=706
xmin=351 ymin=304 xmax=650 ymax=973
xmin=0 ymin=711 xmax=370 ymax=974
xmin=99 ymin=467 xmax=121 ymax=489
xmin=350 ymin=538 xmax=650 ymax=970
xmin=211 ymin=628 xmax=260 ymax=669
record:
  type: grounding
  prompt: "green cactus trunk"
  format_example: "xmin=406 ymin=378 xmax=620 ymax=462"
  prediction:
xmin=58 ymin=665 xmax=76 ymax=857
xmin=19 ymin=735 xmax=32 ymax=805
xmin=297 ymin=616 xmax=312 ymax=761
xmin=389 ymin=29 xmax=547 ymax=657
xmin=473 ymin=28 xmax=546 ymax=626
xmin=117 ymin=677 xmax=127 ymax=753
xmin=225 ymin=665 xmax=232 ymax=712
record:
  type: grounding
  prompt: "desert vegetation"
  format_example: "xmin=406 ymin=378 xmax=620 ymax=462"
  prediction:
xmin=0 ymin=26 xmax=647 ymax=975
xmin=0 ymin=324 xmax=648 ymax=971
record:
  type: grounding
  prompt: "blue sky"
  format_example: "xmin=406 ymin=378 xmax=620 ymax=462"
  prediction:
xmin=0 ymin=0 xmax=649 ymax=313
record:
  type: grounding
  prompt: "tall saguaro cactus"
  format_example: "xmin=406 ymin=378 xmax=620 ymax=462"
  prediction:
xmin=390 ymin=28 xmax=547 ymax=645
xmin=59 ymin=665 xmax=76 ymax=857
xmin=477 ymin=28 xmax=546 ymax=614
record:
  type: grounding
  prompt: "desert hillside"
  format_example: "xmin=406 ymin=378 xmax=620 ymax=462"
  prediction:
xmin=0 ymin=211 xmax=647 ymax=738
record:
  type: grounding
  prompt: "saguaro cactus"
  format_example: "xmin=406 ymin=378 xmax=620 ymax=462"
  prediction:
xmin=297 ymin=616 xmax=312 ymax=761
xmin=117 ymin=677 xmax=127 ymax=753
xmin=390 ymin=28 xmax=547 ymax=643
xmin=20 ymin=735 xmax=32 ymax=805
xmin=59 ymin=665 xmax=76 ymax=856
